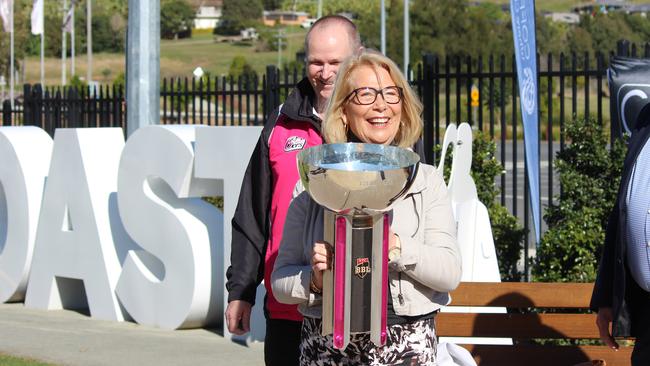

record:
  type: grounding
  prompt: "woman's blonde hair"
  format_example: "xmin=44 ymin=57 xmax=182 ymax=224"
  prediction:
xmin=322 ymin=50 xmax=423 ymax=148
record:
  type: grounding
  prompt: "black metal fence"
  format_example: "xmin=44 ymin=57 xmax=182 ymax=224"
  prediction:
xmin=2 ymin=41 xmax=649 ymax=246
xmin=16 ymin=84 xmax=126 ymax=132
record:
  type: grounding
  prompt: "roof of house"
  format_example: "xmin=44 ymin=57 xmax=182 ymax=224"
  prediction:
xmin=187 ymin=0 xmax=223 ymax=10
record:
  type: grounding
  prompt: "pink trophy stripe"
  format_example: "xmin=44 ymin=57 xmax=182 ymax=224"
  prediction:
xmin=333 ymin=216 xmax=347 ymax=349
xmin=380 ymin=214 xmax=389 ymax=345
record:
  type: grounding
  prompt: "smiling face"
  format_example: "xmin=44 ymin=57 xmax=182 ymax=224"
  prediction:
xmin=306 ymin=28 xmax=354 ymax=112
xmin=342 ymin=65 xmax=402 ymax=146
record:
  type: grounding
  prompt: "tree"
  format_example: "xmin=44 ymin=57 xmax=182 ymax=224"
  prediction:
xmin=462 ymin=3 xmax=512 ymax=59
xmin=533 ymin=118 xmax=627 ymax=282
xmin=581 ymin=13 xmax=638 ymax=55
xmin=21 ymin=1 xmax=126 ymax=58
xmin=216 ymin=0 xmax=263 ymax=35
xmin=228 ymin=55 xmax=257 ymax=83
xmin=566 ymin=26 xmax=594 ymax=56
xmin=91 ymin=10 xmax=126 ymax=52
xmin=161 ymin=0 xmax=195 ymax=39
xmin=0 ymin=0 xmax=31 ymax=80
xmin=624 ymin=13 xmax=650 ymax=42
xmin=263 ymin=0 xmax=282 ymax=10
xmin=535 ymin=12 xmax=567 ymax=55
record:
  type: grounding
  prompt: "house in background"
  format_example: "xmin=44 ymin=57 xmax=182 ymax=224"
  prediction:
xmin=625 ymin=3 xmax=650 ymax=16
xmin=545 ymin=12 xmax=580 ymax=24
xmin=263 ymin=10 xmax=310 ymax=26
xmin=572 ymin=0 xmax=626 ymax=14
xmin=190 ymin=0 xmax=223 ymax=29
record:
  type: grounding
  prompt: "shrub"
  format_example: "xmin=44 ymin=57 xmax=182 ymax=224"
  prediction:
xmin=68 ymin=75 xmax=87 ymax=90
xmin=533 ymin=117 xmax=627 ymax=282
xmin=228 ymin=56 xmax=258 ymax=84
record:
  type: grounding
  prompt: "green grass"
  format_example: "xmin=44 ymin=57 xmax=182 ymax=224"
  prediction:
xmin=160 ymin=27 xmax=307 ymax=78
xmin=22 ymin=26 xmax=307 ymax=87
xmin=0 ymin=353 xmax=57 ymax=366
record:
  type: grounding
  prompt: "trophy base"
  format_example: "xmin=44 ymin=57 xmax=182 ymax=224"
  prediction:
xmin=322 ymin=210 xmax=388 ymax=350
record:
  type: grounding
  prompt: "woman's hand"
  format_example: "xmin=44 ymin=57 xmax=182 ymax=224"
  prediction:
xmin=311 ymin=241 xmax=332 ymax=291
xmin=388 ymin=230 xmax=401 ymax=261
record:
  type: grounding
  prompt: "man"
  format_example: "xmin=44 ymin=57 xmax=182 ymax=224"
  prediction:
xmin=225 ymin=16 xmax=362 ymax=366
xmin=592 ymin=106 xmax=650 ymax=365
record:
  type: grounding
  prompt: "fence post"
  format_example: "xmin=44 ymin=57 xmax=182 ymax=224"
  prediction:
xmin=2 ymin=100 xmax=11 ymax=126
xmin=23 ymin=84 xmax=32 ymax=126
xmin=265 ymin=65 xmax=279 ymax=121
xmin=645 ymin=42 xmax=650 ymax=58
xmin=32 ymin=84 xmax=43 ymax=128
xmin=295 ymin=51 xmax=305 ymax=63
xmin=68 ymin=87 xmax=81 ymax=128
xmin=422 ymin=54 xmax=435 ymax=165
xmin=617 ymin=39 xmax=630 ymax=57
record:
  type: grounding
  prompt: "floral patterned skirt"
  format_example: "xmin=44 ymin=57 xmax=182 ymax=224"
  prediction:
xmin=299 ymin=317 xmax=437 ymax=366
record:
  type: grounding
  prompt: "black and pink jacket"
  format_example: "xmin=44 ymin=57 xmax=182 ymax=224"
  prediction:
xmin=227 ymin=78 xmax=323 ymax=321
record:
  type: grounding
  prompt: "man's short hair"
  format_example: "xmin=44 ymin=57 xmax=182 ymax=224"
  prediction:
xmin=304 ymin=15 xmax=362 ymax=57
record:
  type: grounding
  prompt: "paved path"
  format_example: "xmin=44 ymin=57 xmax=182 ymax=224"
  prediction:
xmin=0 ymin=303 xmax=264 ymax=366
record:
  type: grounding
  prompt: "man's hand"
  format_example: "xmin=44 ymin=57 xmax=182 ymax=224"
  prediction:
xmin=596 ymin=307 xmax=619 ymax=350
xmin=225 ymin=300 xmax=252 ymax=335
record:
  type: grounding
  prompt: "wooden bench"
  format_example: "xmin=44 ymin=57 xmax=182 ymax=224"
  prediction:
xmin=437 ymin=282 xmax=633 ymax=366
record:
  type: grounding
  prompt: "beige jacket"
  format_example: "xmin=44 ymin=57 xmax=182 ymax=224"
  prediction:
xmin=271 ymin=163 xmax=461 ymax=318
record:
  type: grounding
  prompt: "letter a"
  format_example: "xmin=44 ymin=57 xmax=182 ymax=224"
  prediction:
xmin=25 ymin=128 xmax=125 ymax=322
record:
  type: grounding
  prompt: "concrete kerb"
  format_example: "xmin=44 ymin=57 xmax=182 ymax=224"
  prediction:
xmin=0 ymin=303 xmax=264 ymax=366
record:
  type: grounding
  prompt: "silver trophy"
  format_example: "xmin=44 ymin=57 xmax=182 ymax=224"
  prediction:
xmin=297 ymin=143 xmax=420 ymax=350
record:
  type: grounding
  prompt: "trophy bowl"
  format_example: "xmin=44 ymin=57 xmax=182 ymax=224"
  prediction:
xmin=296 ymin=143 xmax=420 ymax=215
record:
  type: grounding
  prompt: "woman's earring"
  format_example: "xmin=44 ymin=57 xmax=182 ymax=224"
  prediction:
xmin=344 ymin=123 xmax=349 ymax=136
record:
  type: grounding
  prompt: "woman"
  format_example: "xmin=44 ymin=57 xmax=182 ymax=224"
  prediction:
xmin=271 ymin=50 xmax=461 ymax=366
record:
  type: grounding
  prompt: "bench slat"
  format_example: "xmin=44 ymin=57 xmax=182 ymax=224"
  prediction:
xmin=437 ymin=313 xmax=600 ymax=338
xmin=449 ymin=282 xmax=594 ymax=308
xmin=458 ymin=344 xmax=632 ymax=366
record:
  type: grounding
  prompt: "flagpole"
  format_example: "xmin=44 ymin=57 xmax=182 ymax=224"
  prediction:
xmin=62 ymin=0 xmax=67 ymax=85
xmin=403 ymin=0 xmax=409 ymax=77
xmin=9 ymin=0 xmax=13 ymax=110
xmin=380 ymin=0 xmax=385 ymax=55
xmin=71 ymin=1 xmax=75 ymax=76
xmin=86 ymin=0 xmax=92 ymax=83
xmin=40 ymin=24 xmax=44 ymax=88
xmin=31 ymin=0 xmax=44 ymax=88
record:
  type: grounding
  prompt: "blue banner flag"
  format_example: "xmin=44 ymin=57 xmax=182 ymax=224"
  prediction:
xmin=510 ymin=0 xmax=540 ymax=244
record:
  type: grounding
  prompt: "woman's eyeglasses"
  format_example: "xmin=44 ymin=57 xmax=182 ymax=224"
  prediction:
xmin=346 ymin=86 xmax=403 ymax=105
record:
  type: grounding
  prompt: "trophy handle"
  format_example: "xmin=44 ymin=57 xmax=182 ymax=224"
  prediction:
xmin=321 ymin=210 xmax=335 ymax=336
xmin=332 ymin=215 xmax=351 ymax=350
xmin=387 ymin=161 xmax=420 ymax=207
xmin=370 ymin=213 xmax=389 ymax=346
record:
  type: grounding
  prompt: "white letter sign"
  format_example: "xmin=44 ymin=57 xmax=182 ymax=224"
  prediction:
xmin=116 ymin=125 xmax=222 ymax=329
xmin=0 ymin=127 xmax=52 ymax=303
xmin=25 ymin=128 xmax=126 ymax=322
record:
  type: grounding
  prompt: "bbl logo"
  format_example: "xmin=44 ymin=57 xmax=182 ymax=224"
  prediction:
xmin=354 ymin=257 xmax=371 ymax=279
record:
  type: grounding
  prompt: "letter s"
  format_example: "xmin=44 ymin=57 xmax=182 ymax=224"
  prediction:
xmin=116 ymin=125 xmax=222 ymax=329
